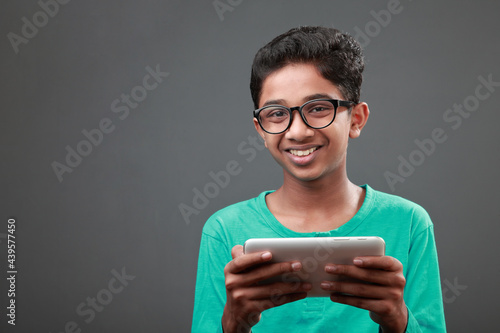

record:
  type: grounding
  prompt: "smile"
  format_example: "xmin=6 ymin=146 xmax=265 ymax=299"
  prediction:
xmin=289 ymin=147 xmax=318 ymax=157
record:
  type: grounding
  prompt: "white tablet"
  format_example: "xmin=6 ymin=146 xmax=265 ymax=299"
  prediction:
xmin=243 ymin=236 xmax=385 ymax=297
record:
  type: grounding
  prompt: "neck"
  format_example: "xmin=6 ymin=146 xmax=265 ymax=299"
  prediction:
xmin=267 ymin=169 xmax=364 ymax=232
xmin=281 ymin=167 xmax=355 ymax=208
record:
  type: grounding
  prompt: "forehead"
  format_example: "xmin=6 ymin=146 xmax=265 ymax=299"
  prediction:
xmin=259 ymin=63 xmax=343 ymax=107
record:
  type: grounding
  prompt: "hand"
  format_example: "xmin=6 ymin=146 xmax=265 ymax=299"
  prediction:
xmin=321 ymin=256 xmax=407 ymax=333
xmin=222 ymin=245 xmax=312 ymax=333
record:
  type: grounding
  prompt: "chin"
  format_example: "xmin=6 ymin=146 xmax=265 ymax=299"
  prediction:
xmin=286 ymin=170 xmax=326 ymax=183
xmin=284 ymin=163 xmax=342 ymax=184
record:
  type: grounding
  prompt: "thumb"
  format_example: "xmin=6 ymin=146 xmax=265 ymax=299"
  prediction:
xmin=231 ymin=244 xmax=244 ymax=259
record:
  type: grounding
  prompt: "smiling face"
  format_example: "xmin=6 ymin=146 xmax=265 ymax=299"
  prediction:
xmin=254 ymin=63 xmax=368 ymax=184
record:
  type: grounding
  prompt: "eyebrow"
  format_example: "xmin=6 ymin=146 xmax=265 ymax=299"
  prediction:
xmin=261 ymin=93 xmax=335 ymax=107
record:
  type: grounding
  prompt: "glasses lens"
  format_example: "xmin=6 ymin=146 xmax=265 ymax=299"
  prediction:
xmin=302 ymin=100 xmax=336 ymax=128
xmin=258 ymin=106 xmax=290 ymax=133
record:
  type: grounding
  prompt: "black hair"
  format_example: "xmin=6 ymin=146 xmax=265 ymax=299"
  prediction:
xmin=250 ymin=26 xmax=364 ymax=109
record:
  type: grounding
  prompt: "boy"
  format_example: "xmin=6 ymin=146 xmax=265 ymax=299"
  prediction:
xmin=192 ymin=26 xmax=446 ymax=332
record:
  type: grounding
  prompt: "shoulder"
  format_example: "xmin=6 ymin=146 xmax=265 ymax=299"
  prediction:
xmin=370 ymin=186 xmax=428 ymax=214
xmin=365 ymin=185 xmax=433 ymax=232
xmin=202 ymin=191 xmax=271 ymax=238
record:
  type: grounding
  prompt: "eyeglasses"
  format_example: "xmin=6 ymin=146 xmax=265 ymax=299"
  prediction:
xmin=253 ymin=99 xmax=355 ymax=134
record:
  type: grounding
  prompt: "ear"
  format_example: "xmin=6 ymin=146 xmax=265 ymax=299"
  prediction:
xmin=349 ymin=102 xmax=370 ymax=139
xmin=253 ymin=118 xmax=268 ymax=148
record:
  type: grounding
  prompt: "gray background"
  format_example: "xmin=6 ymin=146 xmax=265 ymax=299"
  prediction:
xmin=1 ymin=0 xmax=499 ymax=332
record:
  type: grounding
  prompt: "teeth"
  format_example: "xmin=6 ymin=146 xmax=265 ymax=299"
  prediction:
xmin=289 ymin=147 xmax=317 ymax=157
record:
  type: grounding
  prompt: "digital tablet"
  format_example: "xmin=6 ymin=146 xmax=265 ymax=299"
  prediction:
xmin=243 ymin=236 xmax=385 ymax=297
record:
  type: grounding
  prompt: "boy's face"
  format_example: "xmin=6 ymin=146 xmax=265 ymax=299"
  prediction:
xmin=254 ymin=63 xmax=367 ymax=183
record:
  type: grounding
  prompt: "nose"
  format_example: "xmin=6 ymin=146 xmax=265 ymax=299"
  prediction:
xmin=284 ymin=110 xmax=315 ymax=141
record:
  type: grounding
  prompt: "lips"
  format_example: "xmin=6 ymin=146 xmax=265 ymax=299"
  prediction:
xmin=289 ymin=147 xmax=318 ymax=157
xmin=285 ymin=146 xmax=321 ymax=165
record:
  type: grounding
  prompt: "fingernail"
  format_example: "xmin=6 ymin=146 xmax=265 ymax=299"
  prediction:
xmin=325 ymin=265 xmax=337 ymax=273
xmin=321 ymin=282 xmax=332 ymax=289
xmin=291 ymin=262 xmax=302 ymax=271
xmin=261 ymin=252 xmax=272 ymax=260
xmin=353 ymin=258 xmax=363 ymax=265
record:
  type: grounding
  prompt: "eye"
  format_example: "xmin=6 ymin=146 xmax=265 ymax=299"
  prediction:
xmin=262 ymin=107 xmax=289 ymax=121
xmin=310 ymin=106 xmax=327 ymax=113
xmin=304 ymin=102 xmax=334 ymax=116
xmin=268 ymin=110 xmax=286 ymax=117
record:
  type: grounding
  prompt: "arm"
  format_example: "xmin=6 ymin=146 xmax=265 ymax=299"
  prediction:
xmin=403 ymin=225 xmax=446 ymax=332
xmin=192 ymin=232 xmax=229 ymax=333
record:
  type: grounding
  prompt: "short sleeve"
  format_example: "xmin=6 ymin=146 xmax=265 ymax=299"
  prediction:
xmin=403 ymin=209 xmax=446 ymax=332
xmin=191 ymin=226 xmax=231 ymax=333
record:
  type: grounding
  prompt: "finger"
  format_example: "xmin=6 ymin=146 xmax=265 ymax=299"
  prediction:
xmin=329 ymin=293 xmax=404 ymax=318
xmin=231 ymin=245 xmax=244 ymax=259
xmin=238 ymin=260 xmax=303 ymax=285
xmin=228 ymin=294 xmax=307 ymax=321
xmin=246 ymin=281 xmax=312 ymax=300
xmin=226 ymin=249 xmax=273 ymax=275
xmin=329 ymin=292 xmax=379 ymax=311
xmin=259 ymin=291 xmax=308 ymax=311
xmin=324 ymin=264 xmax=377 ymax=282
xmin=353 ymin=256 xmax=403 ymax=272
xmin=320 ymin=280 xmax=390 ymax=299
xmin=324 ymin=263 xmax=404 ymax=286
xmin=268 ymin=283 xmax=312 ymax=302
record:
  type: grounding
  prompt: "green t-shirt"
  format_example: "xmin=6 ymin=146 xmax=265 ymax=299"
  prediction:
xmin=192 ymin=185 xmax=446 ymax=332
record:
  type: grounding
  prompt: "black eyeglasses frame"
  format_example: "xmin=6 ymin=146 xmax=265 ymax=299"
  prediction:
xmin=253 ymin=98 xmax=355 ymax=134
